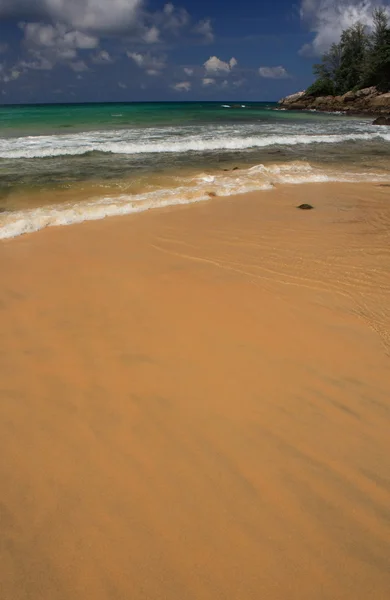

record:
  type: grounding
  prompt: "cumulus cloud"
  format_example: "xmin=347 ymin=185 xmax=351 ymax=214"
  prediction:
xmin=1 ymin=68 xmax=21 ymax=83
xmin=91 ymin=50 xmax=112 ymax=64
xmin=204 ymin=55 xmax=237 ymax=74
xmin=193 ymin=18 xmax=214 ymax=42
xmin=0 ymin=21 xmax=98 ymax=79
xmin=18 ymin=54 xmax=54 ymax=71
xmin=0 ymin=1 xmax=213 ymax=46
xmin=11 ymin=21 xmax=99 ymax=74
xmin=22 ymin=22 xmax=98 ymax=49
xmin=0 ymin=1 xmax=215 ymax=91
xmin=69 ymin=60 xmax=89 ymax=72
xmin=127 ymin=51 xmax=166 ymax=72
xmin=158 ymin=2 xmax=190 ymax=33
xmin=259 ymin=65 xmax=290 ymax=79
xmin=143 ymin=25 xmax=160 ymax=43
xmin=0 ymin=0 xmax=142 ymax=33
xmin=172 ymin=81 xmax=191 ymax=91
xmin=202 ymin=77 xmax=215 ymax=85
xmin=299 ymin=0 xmax=390 ymax=56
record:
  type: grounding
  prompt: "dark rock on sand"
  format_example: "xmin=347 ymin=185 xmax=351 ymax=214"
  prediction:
xmin=207 ymin=191 xmax=217 ymax=197
xmin=297 ymin=204 xmax=314 ymax=210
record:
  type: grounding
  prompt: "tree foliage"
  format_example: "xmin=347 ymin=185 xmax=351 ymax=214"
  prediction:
xmin=307 ymin=8 xmax=390 ymax=96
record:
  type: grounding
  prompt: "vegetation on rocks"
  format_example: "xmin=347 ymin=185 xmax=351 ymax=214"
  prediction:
xmin=307 ymin=8 xmax=390 ymax=97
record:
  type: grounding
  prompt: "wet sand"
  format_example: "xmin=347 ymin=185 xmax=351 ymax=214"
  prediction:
xmin=1 ymin=182 xmax=390 ymax=599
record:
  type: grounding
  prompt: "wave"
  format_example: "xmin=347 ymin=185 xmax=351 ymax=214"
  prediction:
xmin=1 ymin=162 xmax=390 ymax=240
xmin=1 ymin=131 xmax=389 ymax=159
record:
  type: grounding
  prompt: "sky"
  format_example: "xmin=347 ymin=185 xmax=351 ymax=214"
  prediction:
xmin=0 ymin=0 xmax=389 ymax=103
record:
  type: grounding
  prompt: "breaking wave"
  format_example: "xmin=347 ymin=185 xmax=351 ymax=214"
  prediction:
xmin=1 ymin=130 xmax=390 ymax=159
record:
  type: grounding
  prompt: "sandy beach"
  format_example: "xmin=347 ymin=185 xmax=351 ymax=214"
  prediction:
xmin=1 ymin=182 xmax=390 ymax=599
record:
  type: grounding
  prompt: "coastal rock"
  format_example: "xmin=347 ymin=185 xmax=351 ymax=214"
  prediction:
xmin=355 ymin=86 xmax=378 ymax=98
xmin=373 ymin=116 xmax=390 ymax=125
xmin=341 ymin=90 xmax=357 ymax=102
xmin=370 ymin=93 xmax=390 ymax=109
xmin=279 ymin=91 xmax=307 ymax=104
xmin=278 ymin=86 xmax=390 ymax=115
xmin=297 ymin=204 xmax=314 ymax=210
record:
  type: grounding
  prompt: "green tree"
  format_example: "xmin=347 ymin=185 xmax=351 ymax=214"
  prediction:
xmin=307 ymin=8 xmax=390 ymax=96
xmin=336 ymin=22 xmax=368 ymax=93
xmin=363 ymin=8 xmax=390 ymax=92
xmin=306 ymin=43 xmax=341 ymax=96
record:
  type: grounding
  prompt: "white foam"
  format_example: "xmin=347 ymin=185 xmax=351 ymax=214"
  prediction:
xmin=1 ymin=162 xmax=390 ymax=241
xmin=1 ymin=130 xmax=389 ymax=159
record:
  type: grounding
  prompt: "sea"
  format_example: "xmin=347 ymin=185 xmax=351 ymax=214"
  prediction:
xmin=1 ymin=101 xmax=390 ymax=239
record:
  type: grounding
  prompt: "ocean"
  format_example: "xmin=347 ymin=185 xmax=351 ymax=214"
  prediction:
xmin=1 ymin=101 xmax=390 ymax=239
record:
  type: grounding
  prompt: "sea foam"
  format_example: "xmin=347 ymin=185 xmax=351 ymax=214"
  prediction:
xmin=1 ymin=130 xmax=389 ymax=159
xmin=1 ymin=162 xmax=389 ymax=240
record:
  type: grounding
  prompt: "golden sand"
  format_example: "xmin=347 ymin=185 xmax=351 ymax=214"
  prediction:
xmin=1 ymin=182 xmax=390 ymax=599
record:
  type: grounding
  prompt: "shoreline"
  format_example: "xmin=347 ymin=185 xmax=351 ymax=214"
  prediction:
xmin=2 ymin=165 xmax=390 ymax=241
xmin=1 ymin=181 xmax=390 ymax=599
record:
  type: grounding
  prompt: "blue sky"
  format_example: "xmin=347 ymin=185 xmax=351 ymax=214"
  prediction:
xmin=0 ymin=0 xmax=389 ymax=103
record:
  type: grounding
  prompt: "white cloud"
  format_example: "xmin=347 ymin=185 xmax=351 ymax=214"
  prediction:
xmin=19 ymin=54 xmax=54 ymax=70
xmin=172 ymin=81 xmax=191 ymax=91
xmin=127 ymin=51 xmax=146 ymax=67
xmin=299 ymin=0 xmax=390 ymax=56
xmin=202 ymin=77 xmax=215 ymax=85
xmin=127 ymin=51 xmax=166 ymax=71
xmin=20 ymin=22 xmax=98 ymax=50
xmin=143 ymin=25 xmax=160 ymax=43
xmin=164 ymin=3 xmax=175 ymax=15
xmin=183 ymin=67 xmax=194 ymax=76
xmin=1 ymin=67 xmax=20 ymax=83
xmin=69 ymin=60 xmax=89 ymax=72
xmin=193 ymin=18 xmax=214 ymax=42
xmin=0 ymin=0 xmax=142 ymax=33
xmin=259 ymin=65 xmax=290 ymax=79
xmin=158 ymin=3 xmax=190 ymax=33
xmin=12 ymin=21 xmax=98 ymax=75
xmin=91 ymin=50 xmax=112 ymax=64
xmin=204 ymin=55 xmax=237 ymax=74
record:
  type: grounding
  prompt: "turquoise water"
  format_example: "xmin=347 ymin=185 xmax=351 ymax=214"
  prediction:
xmin=1 ymin=101 xmax=313 ymax=134
xmin=1 ymin=101 xmax=390 ymax=238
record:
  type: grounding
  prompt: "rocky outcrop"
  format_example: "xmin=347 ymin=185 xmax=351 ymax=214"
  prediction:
xmin=373 ymin=116 xmax=390 ymax=125
xmin=279 ymin=87 xmax=390 ymax=116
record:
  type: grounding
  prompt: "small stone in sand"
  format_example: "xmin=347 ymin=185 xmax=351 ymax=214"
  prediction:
xmin=297 ymin=204 xmax=314 ymax=210
xmin=208 ymin=191 xmax=217 ymax=197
